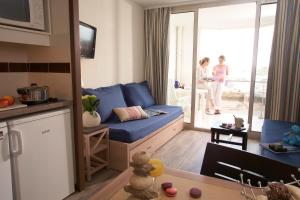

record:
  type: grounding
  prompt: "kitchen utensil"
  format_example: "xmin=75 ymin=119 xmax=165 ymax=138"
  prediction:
xmin=17 ymin=83 xmax=49 ymax=105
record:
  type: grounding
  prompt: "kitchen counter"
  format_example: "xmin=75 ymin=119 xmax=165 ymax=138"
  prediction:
xmin=0 ymin=100 xmax=72 ymax=120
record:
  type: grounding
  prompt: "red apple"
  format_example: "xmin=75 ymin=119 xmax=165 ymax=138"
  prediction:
xmin=0 ymin=99 xmax=9 ymax=108
xmin=2 ymin=96 xmax=15 ymax=106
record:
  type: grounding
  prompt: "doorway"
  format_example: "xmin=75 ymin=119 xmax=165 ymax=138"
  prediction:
xmin=167 ymin=1 xmax=277 ymax=132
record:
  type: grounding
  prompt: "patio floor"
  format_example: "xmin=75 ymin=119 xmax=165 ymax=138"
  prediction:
xmin=196 ymin=99 xmax=264 ymax=131
xmin=183 ymin=98 xmax=265 ymax=132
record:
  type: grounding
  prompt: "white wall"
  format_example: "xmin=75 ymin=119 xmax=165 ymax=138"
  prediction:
xmin=79 ymin=0 xmax=145 ymax=88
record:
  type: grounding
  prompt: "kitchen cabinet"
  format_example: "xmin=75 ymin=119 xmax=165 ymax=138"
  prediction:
xmin=0 ymin=25 xmax=50 ymax=46
xmin=7 ymin=108 xmax=75 ymax=200
xmin=0 ymin=0 xmax=51 ymax=46
xmin=0 ymin=122 xmax=13 ymax=200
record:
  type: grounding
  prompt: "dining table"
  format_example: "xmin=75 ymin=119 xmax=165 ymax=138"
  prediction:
xmin=90 ymin=167 xmax=244 ymax=200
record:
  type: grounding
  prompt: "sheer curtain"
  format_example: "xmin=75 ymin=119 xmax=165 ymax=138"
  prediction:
xmin=144 ymin=7 xmax=171 ymax=104
xmin=265 ymin=0 xmax=300 ymax=123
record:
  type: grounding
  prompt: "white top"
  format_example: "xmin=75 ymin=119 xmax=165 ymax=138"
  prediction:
xmin=197 ymin=67 xmax=210 ymax=89
xmin=198 ymin=67 xmax=208 ymax=81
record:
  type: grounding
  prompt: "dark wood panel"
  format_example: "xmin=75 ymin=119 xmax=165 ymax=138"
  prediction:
xmin=49 ymin=63 xmax=71 ymax=73
xmin=29 ymin=63 xmax=49 ymax=72
xmin=69 ymin=0 xmax=86 ymax=191
xmin=0 ymin=62 xmax=9 ymax=72
xmin=0 ymin=62 xmax=71 ymax=73
xmin=9 ymin=63 xmax=28 ymax=72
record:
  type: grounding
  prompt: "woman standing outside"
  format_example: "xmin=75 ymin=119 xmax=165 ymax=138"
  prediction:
xmin=197 ymin=57 xmax=214 ymax=114
xmin=212 ymin=55 xmax=229 ymax=114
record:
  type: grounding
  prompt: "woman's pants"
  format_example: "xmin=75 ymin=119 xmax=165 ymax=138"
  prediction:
xmin=212 ymin=82 xmax=224 ymax=110
xmin=198 ymin=83 xmax=213 ymax=110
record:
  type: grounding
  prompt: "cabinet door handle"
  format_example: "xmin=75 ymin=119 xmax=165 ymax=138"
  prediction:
xmin=10 ymin=129 xmax=23 ymax=156
xmin=0 ymin=131 xmax=3 ymax=140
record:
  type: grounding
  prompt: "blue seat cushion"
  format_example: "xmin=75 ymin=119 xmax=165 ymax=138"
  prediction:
xmin=261 ymin=119 xmax=300 ymax=167
xmin=261 ymin=119 xmax=300 ymax=143
xmin=82 ymin=84 xmax=127 ymax=122
xmin=124 ymin=81 xmax=155 ymax=108
xmin=105 ymin=105 xmax=183 ymax=143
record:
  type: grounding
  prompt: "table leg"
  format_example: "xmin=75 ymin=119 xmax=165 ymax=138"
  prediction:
xmin=106 ymin=129 xmax=110 ymax=169
xmin=242 ymin=134 xmax=248 ymax=150
xmin=211 ymin=130 xmax=215 ymax=142
xmin=216 ymin=132 xmax=220 ymax=144
xmin=85 ymin=136 xmax=92 ymax=181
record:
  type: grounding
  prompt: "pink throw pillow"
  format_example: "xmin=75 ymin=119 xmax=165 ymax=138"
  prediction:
xmin=113 ymin=106 xmax=149 ymax=122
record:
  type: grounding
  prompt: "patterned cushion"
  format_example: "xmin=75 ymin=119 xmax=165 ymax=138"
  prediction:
xmin=113 ymin=106 xmax=149 ymax=122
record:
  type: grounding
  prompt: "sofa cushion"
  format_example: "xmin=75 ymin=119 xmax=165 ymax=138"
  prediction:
xmin=124 ymin=81 xmax=155 ymax=108
xmin=113 ymin=106 xmax=149 ymax=122
xmin=82 ymin=84 xmax=127 ymax=122
xmin=106 ymin=105 xmax=183 ymax=143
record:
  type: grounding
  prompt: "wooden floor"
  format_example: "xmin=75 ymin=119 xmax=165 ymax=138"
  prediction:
xmin=66 ymin=169 xmax=120 ymax=200
xmin=67 ymin=130 xmax=260 ymax=199
xmin=152 ymin=130 xmax=260 ymax=174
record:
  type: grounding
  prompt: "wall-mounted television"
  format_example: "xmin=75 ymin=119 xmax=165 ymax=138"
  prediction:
xmin=79 ymin=21 xmax=97 ymax=59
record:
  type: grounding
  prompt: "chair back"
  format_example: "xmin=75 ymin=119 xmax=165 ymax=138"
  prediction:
xmin=201 ymin=143 xmax=299 ymax=186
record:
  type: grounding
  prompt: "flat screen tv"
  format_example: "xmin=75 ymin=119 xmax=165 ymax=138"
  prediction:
xmin=79 ymin=21 xmax=97 ymax=59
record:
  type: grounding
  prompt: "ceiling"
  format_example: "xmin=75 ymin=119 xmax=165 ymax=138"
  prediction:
xmin=171 ymin=3 xmax=276 ymax=28
xmin=132 ymin=0 xmax=213 ymax=8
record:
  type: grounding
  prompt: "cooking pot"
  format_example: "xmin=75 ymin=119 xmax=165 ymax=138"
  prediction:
xmin=17 ymin=83 xmax=49 ymax=105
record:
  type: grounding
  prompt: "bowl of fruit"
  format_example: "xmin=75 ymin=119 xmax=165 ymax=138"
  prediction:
xmin=0 ymin=96 xmax=15 ymax=108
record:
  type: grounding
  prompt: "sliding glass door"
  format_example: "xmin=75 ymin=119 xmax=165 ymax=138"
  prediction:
xmin=195 ymin=3 xmax=256 ymax=129
xmin=167 ymin=12 xmax=195 ymax=123
xmin=168 ymin=1 xmax=277 ymax=132
xmin=251 ymin=3 xmax=277 ymax=132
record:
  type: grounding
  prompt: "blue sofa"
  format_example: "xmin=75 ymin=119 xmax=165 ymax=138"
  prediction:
xmin=261 ymin=119 xmax=300 ymax=167
xmin=82 ymin=81 xmax=183 ymax=143
xmin=83 ymin=81 xmax=184 ymax=171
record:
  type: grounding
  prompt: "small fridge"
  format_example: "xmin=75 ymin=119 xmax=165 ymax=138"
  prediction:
xmin=8 ymin=109 xmax=75 ymax=200
xmin=0 ymin=122 xmax=13 ymax=200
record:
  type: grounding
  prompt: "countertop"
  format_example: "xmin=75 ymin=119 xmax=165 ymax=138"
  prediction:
xmin=0 ymin=100 xmax=72 ymax=121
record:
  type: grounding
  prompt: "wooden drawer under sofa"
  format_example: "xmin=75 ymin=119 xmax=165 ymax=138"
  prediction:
xmin=109 ymin=115 xmax=184 ymax=171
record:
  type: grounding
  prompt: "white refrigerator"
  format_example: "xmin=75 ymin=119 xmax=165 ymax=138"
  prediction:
xmin=0 ymin=122 xmax=13 ymax=200
xmin=8 ymin=109 xmax=75 ymax=200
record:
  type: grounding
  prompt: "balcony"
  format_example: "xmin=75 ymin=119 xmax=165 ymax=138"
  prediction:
xmin=167 ymin=79 xmax=267 ymax=132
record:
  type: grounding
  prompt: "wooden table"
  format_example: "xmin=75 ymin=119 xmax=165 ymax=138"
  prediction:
xmin=211 ymin=123 xmax=248 ymax=150
xmin=90 ymin=168 xmax=243 ymax=200
xmin=83 ymin=125 xmax=109 ymax=181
